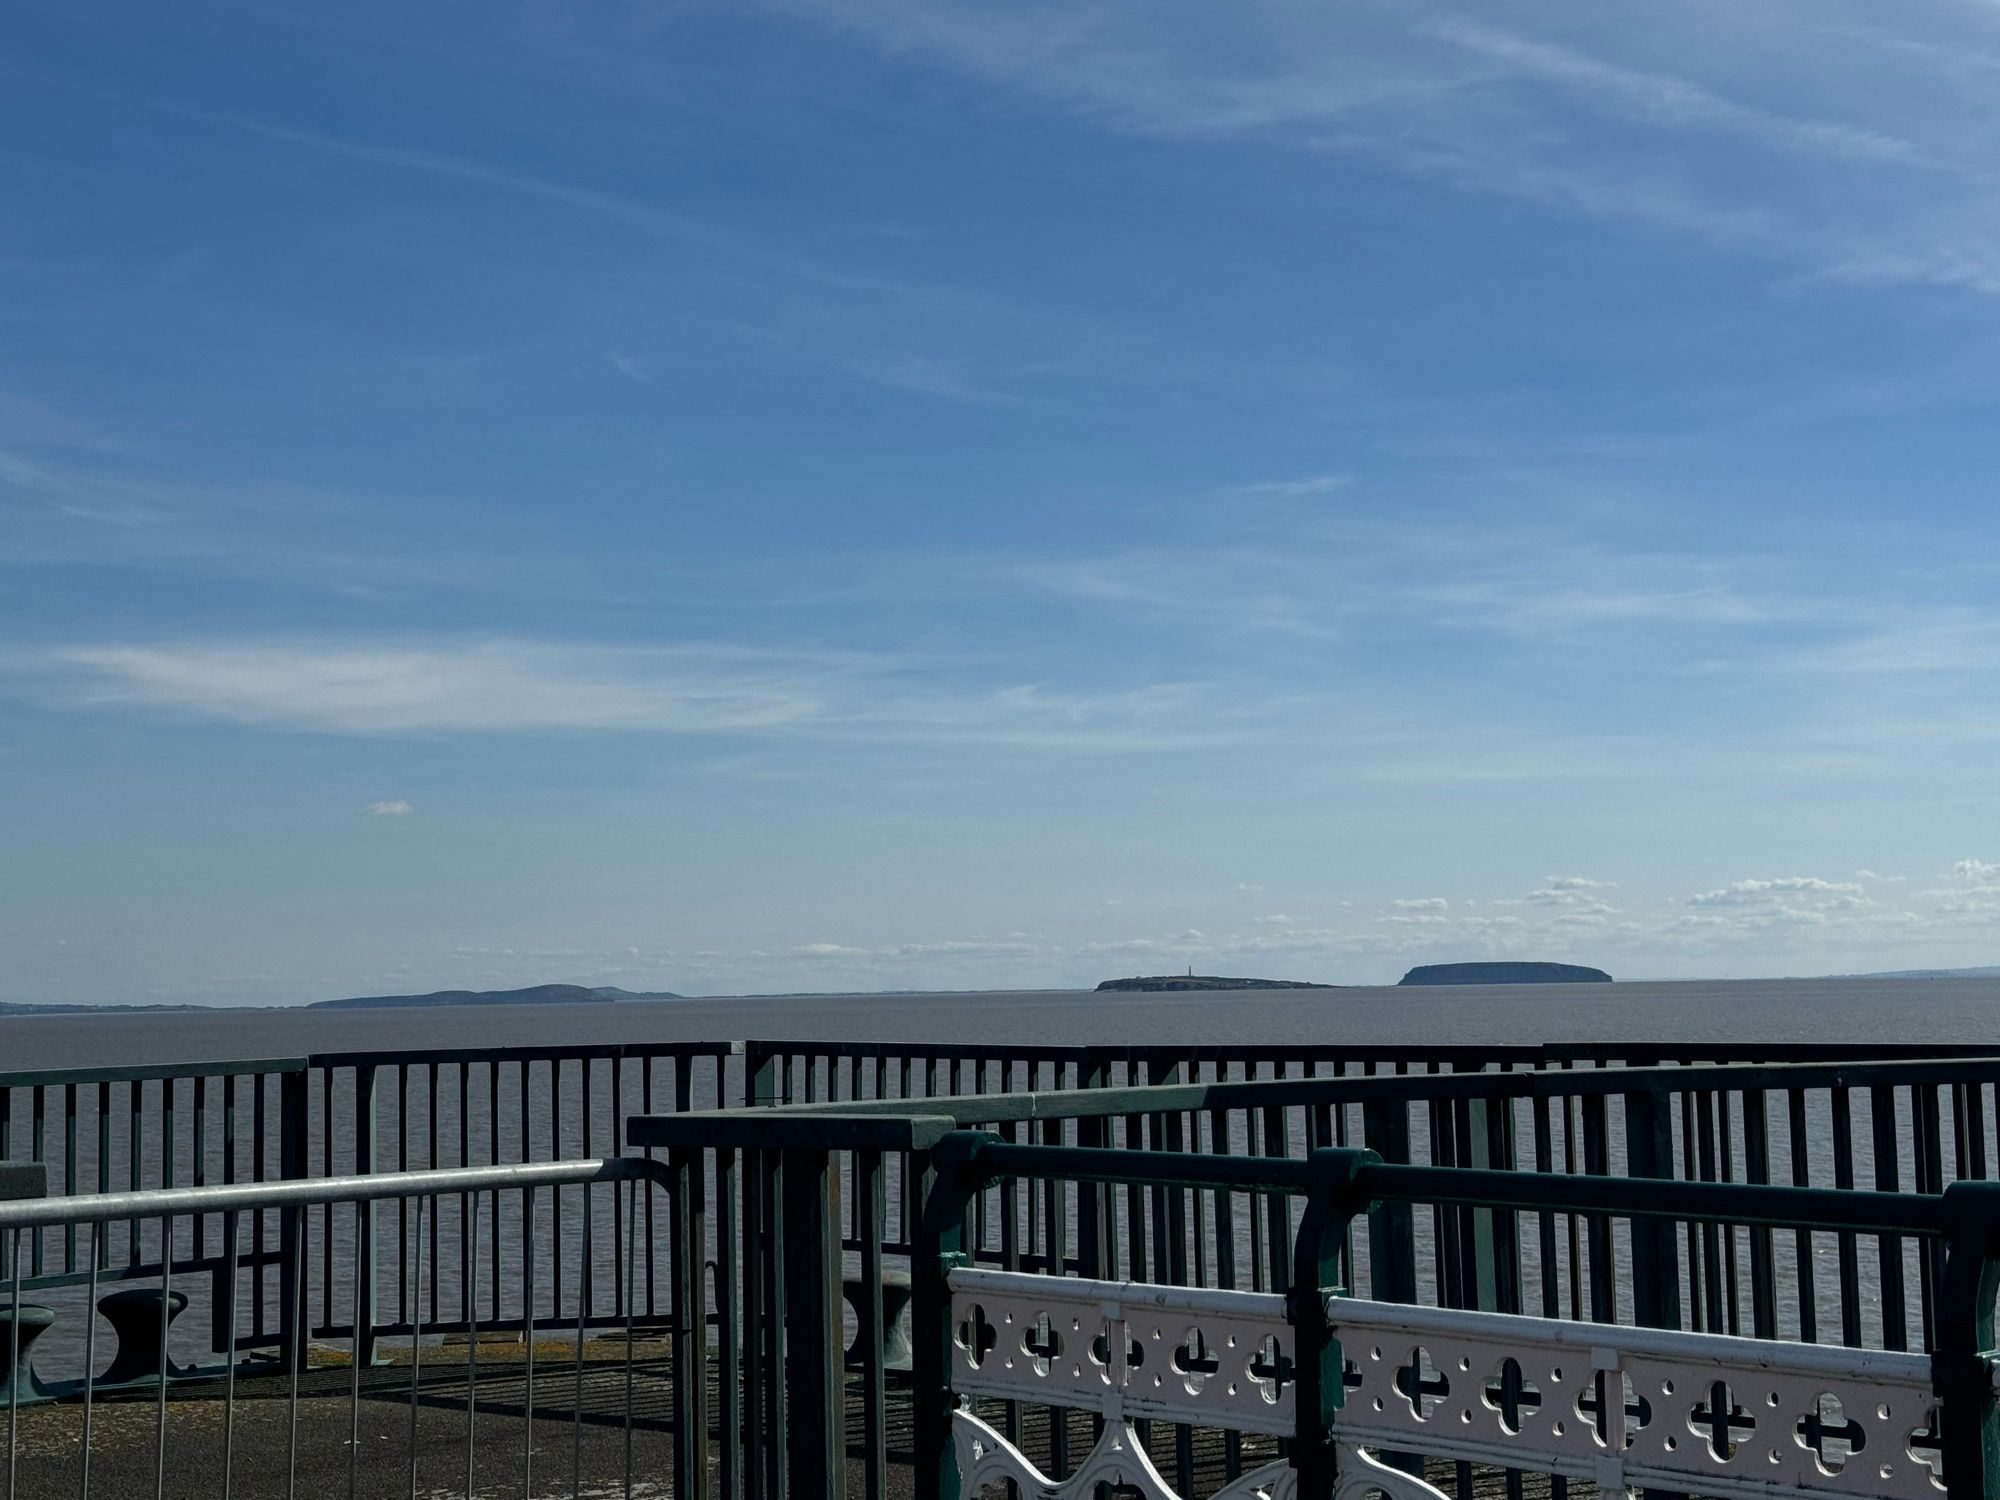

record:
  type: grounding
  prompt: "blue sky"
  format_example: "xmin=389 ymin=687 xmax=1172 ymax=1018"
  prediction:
xmin=8 ymin=0 xmax=2000 ymax=1003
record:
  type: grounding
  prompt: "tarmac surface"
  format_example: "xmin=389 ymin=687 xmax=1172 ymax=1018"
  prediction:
xmin=0 ymin=1337 xmax=1566 ymax=1499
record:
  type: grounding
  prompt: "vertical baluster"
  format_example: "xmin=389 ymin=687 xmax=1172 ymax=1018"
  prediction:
xmin=1787 ymin=1088 xmax=1816 ymax=1343
xmin=1871 ymin=1083 xmax=1908 ymax=1350
xmin=348 ymin=1202 xmax=365 ymax=1500
xmin=1743 ymin=1087 xmax=1775 ymax=1339
xmin=612 ymin=1056 xmax=627 ymax=1322
xmin=1917 ymin=1083 xmax=1945 ymax=1350
xmin=428 ymin=1064 xmax=440 ymax=1329
xmin=29 ymin=1089 xmax=44 ymax=1279
xmin=7 ymin=1225 xmax=20 ymax=1500
xmin=523 ymin=1185 xmax=538 ymax=1500
xmin=322 ymin=1069 xmax=336 ymax=1337
xmin=464 ymin=1192 xmax=481 ymax=1500
xmin=156 ymin=1215 xmax=173 ymax=1500
xmin=406 ymin=1195 xmax=426 ymax=1500
xmin=717 ymin=1147 xmax=742 ymax=1500
xmin=286 ymin=1200 xmax=306 ymax=1500
xmin=1831 ymin=1084 xmax=1862 ymax=1346
xmin=82 ymin=1221 xmax=100 ymax=1495
xmin=1531 ymin=1095 xmax=1559 ymax=1317
xmin=63 ymin=1084 xmax=78 ymax=1273
xmin=254 ymin=1074 xmax=268 ymax=1345
xmin=1579 ymin=1093 xmax=1613 ymax=1324
xmin=1694 ymin=1090 xmax=1723 ymax=1332
xmin=552 ymin=1062 xmax=565 ymax=1323
xmin=572 ymin=1184 xmax=589 ymax=1500
xmin=193 ymin=1076 xmax=208 ymax=1266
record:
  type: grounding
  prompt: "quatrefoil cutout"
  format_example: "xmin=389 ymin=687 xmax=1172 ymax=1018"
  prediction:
xmin=1395 ymin=1346 xmax=1449 ymax=1421
xmin=1172 ymin=1325 xmax=1221 ymax=1395
xmin=1020 ymin=1312 xmax=1062 ymax=1377
xmin=1481 ymin=1356 xmax=1544 ymax=1435
xmin=1794 ymin=1391 xmax=1867 ymax=1476
xmin=955 ymin=1303 xmax=997 ymax=1369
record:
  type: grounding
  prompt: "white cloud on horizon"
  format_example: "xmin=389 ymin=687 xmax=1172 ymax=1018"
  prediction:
xmin=364 ymin=800 xmax=414 ymax=816
xmin=1687 ymin=876 xmax=1868 ymax=907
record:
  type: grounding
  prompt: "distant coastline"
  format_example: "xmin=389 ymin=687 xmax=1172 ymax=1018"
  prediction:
xmin=1095 ymin=974 xmax=1331 ymax=992
xmin=309 ymin=983 xmax=680 ymax=1010
xmin=0 ymin=1001 xmax=208 ymax=1017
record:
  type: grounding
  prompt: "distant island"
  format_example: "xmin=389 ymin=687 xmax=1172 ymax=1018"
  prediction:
xmin=1096 ymin=975 xmax=1330 ymax=992
xmin=1399 ymin=962 xmax=1611 ymax=986
xmin=309 ymin=983 xmax=680 ymax=1011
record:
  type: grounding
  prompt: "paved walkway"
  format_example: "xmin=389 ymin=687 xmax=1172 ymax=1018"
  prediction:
xmin=1 ymin=1341 xmax=1567 ymax=1499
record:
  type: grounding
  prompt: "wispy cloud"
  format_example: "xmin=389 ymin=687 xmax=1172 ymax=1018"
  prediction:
xmin=0 ymin=636 xmax=1279 ymax=754
xmin=11 ymin=639 xmax=833 ymax=735
xmin=364 ymin=800 xmax=414 ymax=817
xmin=772 ymin=0 xmax=2000 ymax=294
xmin=1422 ymin=18 xmax=1923 ymax=169
xmin=1229 ymin=474 xmax=1351 ymax=499
xmin=602 ymin=351 xmax=653 ymax=385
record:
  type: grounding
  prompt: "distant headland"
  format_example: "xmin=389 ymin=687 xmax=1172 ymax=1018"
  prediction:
xmin=1096 ymin=975 xmax=1331 ymax=992
xmin=1398 ymin=962 xmax=1611 ymax=986
xmin=309 ymin=983 xmax=680 ymax=1011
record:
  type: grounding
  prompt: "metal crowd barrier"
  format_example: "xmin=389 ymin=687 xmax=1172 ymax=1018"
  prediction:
xmin=0 ymin=1156 xmax=684 ymax=1500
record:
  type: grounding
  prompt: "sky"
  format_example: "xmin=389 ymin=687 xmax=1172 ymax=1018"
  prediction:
xmin=7 ymin=1 xmax=2000 ymax=1004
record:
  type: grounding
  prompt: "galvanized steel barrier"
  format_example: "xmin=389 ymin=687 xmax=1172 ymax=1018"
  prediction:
xmin=0 ymin=1156 xmax=687 ymax=1500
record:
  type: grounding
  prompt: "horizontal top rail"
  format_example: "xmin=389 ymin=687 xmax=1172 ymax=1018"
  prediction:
xmin=0 ymin=1056 xmax=309 ymax=1089
xmin=0 ymin=1155 xmax=664 ymax=1229
xmin=630 ymin=1109 xmax=960 ymax=1152
xmin=745 ymin=1036 xmax=2000 ymax=1065
xmin=752 ymin=1050 xmax=2000 ymax=1126
xmin=309 ymin=1039 xmax=739 ymax=1069
xmin=944 ymin=1136 xmax=1992 ymax=1237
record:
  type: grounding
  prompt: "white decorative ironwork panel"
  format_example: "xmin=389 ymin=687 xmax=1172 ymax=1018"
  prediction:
xmin=1328 ymin=1297 xmax=1943 ymax=1500
xmin=952 ymin=1410 xmax=1297 ymax=1500
xmin=948 ymin=1268 xmax=1294 ymax=1435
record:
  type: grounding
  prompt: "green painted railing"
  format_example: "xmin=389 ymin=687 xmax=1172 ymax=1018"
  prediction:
xmin=638 ymin=1051 xmax=2000 ymax=1499
xmin=910 ymin=1133 xmax=2000 ymax=1500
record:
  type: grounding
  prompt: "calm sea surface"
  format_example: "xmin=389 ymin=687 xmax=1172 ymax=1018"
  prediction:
xmin=1 ymin=976 xmax=1997 ymax=1069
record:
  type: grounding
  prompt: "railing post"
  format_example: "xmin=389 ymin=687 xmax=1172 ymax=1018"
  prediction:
xmin=352 ymin=1063 xmax=379 ymax=1367
xmin=670 ymin=1147 xmax=711 ymax=1500
xmin=278 ymin=1070 xmax=309 ymax=1369
xmin=913 ymin=1130 xmax=1000 ymax=1500
xmin=1624 ymin=1085 xmax=1682 ymax=1330
xmin=780 ymin=1145 xmax=844 ymax=1499
xmin=1292 ymin=1147 xmax=1379 ymax=1500
xmin=1938 ymin=1181 xmax=2000 ymax=1500
xmin=1361 ymin=1097 xmax=1416 ymax=1304
xmin=747 ymin=1045 xmax=781 ymax=1108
